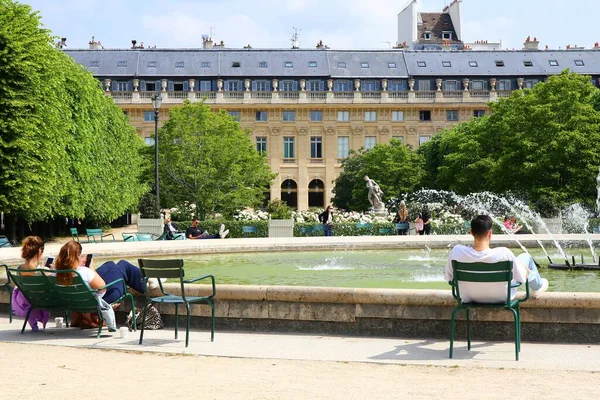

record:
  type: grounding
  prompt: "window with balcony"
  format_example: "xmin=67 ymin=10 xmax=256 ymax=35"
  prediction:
xmin=392 ymin=111 xmax=404 ymax=121
xmin=365 ymin=136 xmax=377 ymax=150
xmin=497 ymin=80 xmax=511 ymax=91
xmin=117 ymin=81 xmax=128 ymax=91
xmin=471 ymin=80 xmax=484 ymax=91
xmin=283 ymin=111 xmax=296 ymax=122
xmin=524 ymin=79 xmax=538 ymax=89
xmin=338 ymin=136 xmax=349 ymax=158
xmin=173 ymin=81 xmax=184 ymax=91
xmin=284 ymin=137 xmax=295 ymax=158
xmin=256 ymin=137 xmax=267 ymax=155
xmin=311 ymin=137 xmax=323 ymax=158
xmin=443 ymin=80 xmax=457 ymax=91
xmin=474 ymin=110 xmax=486 ymax=118
xmin=199 ymin=81 xmax=212 ymax=91
xmin=362 ymin=80 xmax=377 ymax=91
xmin=281 ymin=80 xmax=295 ymax=91
xmin=227 ymin=80 xmax=242 ymax=92
xmin=145 ymin=81 xmax=156 ymax=91
xmin=364 ymin=111 xmax=377 ymax=122
xmin=310 ymin=111 xmax=323 ymax=122
xmin=419 ymin=110 xmax=431 ymax=121
xmin=446 ymin=110 xmax=459 ymax=121
xmin=144 ymin=111 xmax=155 ymax=122
xmin=308 ymin=80 xmax=324 ymax=91
xmin=228 ymin=111 xmax=240 ymax=121
xmin=338 ymin=111 xmax=350 ymax=122
xmin=418 ymin=136 xmax=431 ymax=146
xmin=418 ymin=80 xmax=431 ymax=91
xmin=388 ymin=80 xmax=407 ymax=91
xmin=254 ymin=80 xmax=269 ymax=91
xmin=334 ymin=80 xmax=351 ymax=92
xmin=256 ymin=111 xmax=268 ymax=122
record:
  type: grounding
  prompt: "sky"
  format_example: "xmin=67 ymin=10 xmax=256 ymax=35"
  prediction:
xmin=21 ymin=0 xmax=600 ymax=51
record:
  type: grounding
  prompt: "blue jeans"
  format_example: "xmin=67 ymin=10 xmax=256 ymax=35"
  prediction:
xmin=516 ymin=253 xmax=544 ymax=291
xmin=324 ymin=225 xmax=333 ymax=236
xmin=96 ymin=260 xmax=145 ymax=303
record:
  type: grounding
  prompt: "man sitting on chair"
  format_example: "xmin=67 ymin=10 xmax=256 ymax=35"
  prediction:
xmin=186 ymin=217 xmax=229 ymax=239
xmin=444 ymin=215 xmax=549 ymax=303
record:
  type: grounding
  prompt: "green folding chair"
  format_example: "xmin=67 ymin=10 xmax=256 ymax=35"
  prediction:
xmin=69 ymin=228 xmax=80 ymax=243
xmin=122 ymin=232 xmax=138 ymax=242
xmin=355 ymin=223 xmax=373 ymax=235
xmin=138 ymin=259 xmax=216 ymax=347
xmin=378 ymin=227 xmax=394 ymax=235
xmin=86 ymin=228 xmax=115 ymax=243
xmin=299 ymin=226 xmax=313 ymax=236
xmin=448 ymin=260 xmax=529 ymax=361
xmin=242 ymin=225 xmax=259 ymax=237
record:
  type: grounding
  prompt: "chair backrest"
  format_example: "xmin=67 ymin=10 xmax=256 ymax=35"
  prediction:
xmin=172 ymin=232 xmax=186 ymax=240
xmin=138 ymin=259 xmax=185 ymax=299
xmin=136 ymin=233 xmax=155 ymax=241
xmin=450 ymin=260 xmax=513 ymax=304
xmin=7 ymin=268 xmax=64 ymax=310
xmin=0 ymin=236 xmax=12 ymax=248
xmin=379 ymin=228 xmax=394 ymax=235
xmin=395 ymin=222 xmax=409 ymax=230
xmin=242 ymin=225 xmax=258 ymax=233
xmin=300 ymin=226 xmax=313 ymax=234
xmin=312 ymin=224 xmax=325 ymax=232
xmin=86 ymin=228 xmax=102 ymax=236
xmin=52 ymin=272 xmax=100 ymax=312
xmin=356 ymin=223 xmax=372 ymax=229
xmin=122 ymin=233 xmax=137 ymax=242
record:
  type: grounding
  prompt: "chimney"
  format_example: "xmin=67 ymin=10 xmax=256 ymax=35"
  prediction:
xmin=442 ymin=39 xmax=451 ymax=51
xmin=202 ymin=35 xmax=214 ymax=50
xmin=88 ymin=36 xmax=103 ymax=50
xmin=523 ymin=36 xmax=539 ymax=50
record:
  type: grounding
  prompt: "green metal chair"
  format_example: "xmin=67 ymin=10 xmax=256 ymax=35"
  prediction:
xmin=122 ymin=232 xmax=138 ymax=242
xmin=395 ymin=222 xmax=410 ymax=235
xmin=242 ymin=225 xmax=259 ymax=237
xmin=69 ymin=228 xmax=80 ymax=243
xmin=311 ymin=224 xmax=326 ymax=236
xmin=448 ymin=260 xmax=529 ymax=361
xmin=138 ymin=259 xmax=216 ymax=347
xmin=0 ymin=235 xmax=13 ymax=248
xmin=86 ymin=228 xmax=115 ymax=243
xmin=1 ymin=264 xmax=13 ymax=322
xmin=135 ymin=232 xmax=161 ymax=241
xmin=378 ymin=227 xmax=394 ymax=235
xmin=299 ymin=226 xmax=313 ymax=236
xmin=355 ymin=222 xmax=373 ymax=235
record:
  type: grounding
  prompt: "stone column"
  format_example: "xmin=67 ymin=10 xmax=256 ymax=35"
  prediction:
xmin=161 ymin=79 xmax=168 ymax=92
xmin=436 ymin=78 xmax=442 ymax=91
xmin=517 ymin=78 xmax=524 ymax=90
xmin=133 ymin=79 xmax=139 ymax=92
xmin=408 ymin=79 xmax=415 ymax=91
xmin=490 ymin=78 xmax=497 ymax=91
xmin=189 ymin=78 xmax=195 ymax=92
xmin=381 ymin=79 xmax=388 ymax=92
xmin=462 ymin=78 xmax=469 ymax=91
xmin=104 ymin=79 xmax=111 ymax=92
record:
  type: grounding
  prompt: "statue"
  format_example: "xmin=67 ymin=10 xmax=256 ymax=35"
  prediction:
xmin=364 ymin=175 xmax=384 ymax=211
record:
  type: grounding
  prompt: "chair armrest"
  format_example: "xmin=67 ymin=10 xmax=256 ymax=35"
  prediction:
xmin=101 ymin=233 xmax=116 ymax=242
xmin=183 ymin=274 xmax=216 ymax=297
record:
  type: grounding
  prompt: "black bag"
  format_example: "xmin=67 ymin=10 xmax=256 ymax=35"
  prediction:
xmin=127 ymin=305 xmax=164 ymax=330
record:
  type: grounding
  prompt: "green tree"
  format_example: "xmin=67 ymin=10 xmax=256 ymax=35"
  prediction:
xmin=423 ymin=71 xmax=600 ymax=213
xmin=332 ymin=140 xmax=425 ymax=211
xmin=158 ymin=101 xmax=275 ymax=220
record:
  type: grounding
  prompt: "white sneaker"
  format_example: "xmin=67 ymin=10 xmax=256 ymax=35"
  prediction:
xmin=220 ymin=229 xmax=229 ymax=239
xmin=531 ymin=278 xmax=549 ymax=299
xmin=219 ymin=224 xmax=225 ymax=236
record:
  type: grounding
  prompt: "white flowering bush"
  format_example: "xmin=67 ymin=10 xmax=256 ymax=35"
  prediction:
xmin=233 ymin=209 xmax=269 ymax=221
xmin=169 ymin=202 xmax=197 ymax=221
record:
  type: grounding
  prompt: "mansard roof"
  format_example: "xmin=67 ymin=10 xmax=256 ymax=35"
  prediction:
xmin=64 ymin=48 xmax=600 ymax=79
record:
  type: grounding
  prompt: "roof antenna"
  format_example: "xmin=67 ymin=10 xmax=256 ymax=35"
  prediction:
xmin=291 ymin=27 xmax=301 ymax=49
xmin=206 ymin=26 xmax=215 ymax=40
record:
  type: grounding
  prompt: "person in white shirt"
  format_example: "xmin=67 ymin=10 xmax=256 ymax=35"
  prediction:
xmin=444 ymin=215 xmax=549 ymax=303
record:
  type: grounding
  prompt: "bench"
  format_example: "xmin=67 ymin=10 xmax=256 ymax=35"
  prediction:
xmin=7 ymin=268 xmax=136 ymax=337
xmin=86 ymin=228 xmax=115 ymax=243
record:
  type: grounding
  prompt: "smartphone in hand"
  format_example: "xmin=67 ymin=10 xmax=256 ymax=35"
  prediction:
xmin=85 ymin=254 xmax=93 ymax=268
xmin=45 ymin=257 xmax=54 ymax=267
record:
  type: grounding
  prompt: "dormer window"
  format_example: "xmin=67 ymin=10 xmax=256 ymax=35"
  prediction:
xmin=258 ymin=61 xmax=267 ymax=68
xmin=423 ymin=32 xmax=432 ymax=40
xmin=361 ymin=62 xmax=369 ymax=68
xmin=117 ymin=61 xmax=127 ymax=67
xmin=201 ymin=61 xmax=210 ymax=68
xmin=90 ymin=61 xmax=99 ymax=67
xmin=232 ymin=61 xmax=241 ymax=68
xmin=388 ymin=62 xmax=396 ymax=68
xmin=523 ymin=60 xmax=533 ymax=67
xmin=308 ymin=61 xmax=317 ymax=67
xmin=574 ymin=59 xmax=584 ymax=66
xmin=549 ymin=60 xmax=559 ymax=66
xmin=285 ymin=61 xmax=293 ymax=68
xmin=417 ymin=61 xmax=426 ymax=67
xmin=442 ymin=61 xmax=451 ymax=67
xmin=175 ymin=61 xmax=184 ymax=68
xmin=495 ymin=60 xmax=505 ymax=67
xmin=441 ymin=31 xmax=452 ymax=40
xmin=147 ymin=61 xmax=156 ymax=68
xmin=338 ymin=62 xmax=346 ymax=68
xmin=469 ymin=61 xmax=478 ymax=67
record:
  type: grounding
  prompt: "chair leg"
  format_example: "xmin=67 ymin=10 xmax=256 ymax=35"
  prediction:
xmin=21 ymin=309 xmax=32 ymax=334
xmin=96 ymin=309 xmax=103 ymax=338
xmin=64 ymin=310 xmax=69 ymax=327
xmin=466 ymin=308 xmax=471 ymax=351
xmin=517 ymin=303 xmax=521 ymax=353
xmin=174 ymin=303 xmax=178 ymax=340
xmin=139 ymin=303 xmax=148 ymax=345
xmin=210 ymin=300 xmax=215 ymax=342
xmin=8 ymin=287 xmax=13 ymax=323
xmin=449 ymin=307 xmax=460 ymax=358
xmin=509 ymin=308 xmax=519 ymax=361
xmin=126 ymin=294 xmax=136 ymax=331
xmin=185 ymin=302 xmax=191 ymax=348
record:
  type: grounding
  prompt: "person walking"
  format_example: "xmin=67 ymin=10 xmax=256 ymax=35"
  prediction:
xmin=318 ymin=206 xmax=334 ymax=237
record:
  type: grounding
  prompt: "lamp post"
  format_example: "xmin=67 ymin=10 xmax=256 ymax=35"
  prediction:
xmin=151 ymin=94 xmax=162 ymax=205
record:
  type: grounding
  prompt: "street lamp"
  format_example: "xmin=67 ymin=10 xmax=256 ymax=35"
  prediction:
xmin=151 ymin=93 xmax=162 ymax=205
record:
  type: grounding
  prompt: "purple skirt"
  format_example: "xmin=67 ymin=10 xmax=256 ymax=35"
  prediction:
xmin=11 ymin=288 xmax=50 ymax=331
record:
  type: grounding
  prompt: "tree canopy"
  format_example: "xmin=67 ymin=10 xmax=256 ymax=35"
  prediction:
xmin=332 ymin=139 xmax=425 ymax=211
xmin=157 ymin=101 xmax=275 ymax=219
xmin=0 ymin=0 xmax=146 ymax=229
xmin=419 ymin=71 xmax=600 ymax=214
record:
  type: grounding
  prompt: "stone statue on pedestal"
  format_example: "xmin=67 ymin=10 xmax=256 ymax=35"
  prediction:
xmin=364 ymin=175 xmax=384 ymax=212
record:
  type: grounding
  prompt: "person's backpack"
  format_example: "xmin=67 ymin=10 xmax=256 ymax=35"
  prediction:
xmin=127 ymin=305 xmax=164 ymax=331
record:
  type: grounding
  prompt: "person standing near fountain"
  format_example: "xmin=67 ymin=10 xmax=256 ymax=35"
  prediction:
xmin=444 ymin=215 xmax=549 ymax=302
xmin=319 ymin=206 xmax=334 ymax=237
xmin=393 ymin=201 xmax=409 ymax=235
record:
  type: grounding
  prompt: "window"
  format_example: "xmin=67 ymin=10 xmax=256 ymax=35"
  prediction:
xmin=144 ymin=111 xmax=155 ymax=122
xmin=281 ymin=80 xmax=295 ymax=91
xmin=310 ymin=111 xmax=323 ymax=122
xmin=228 ymin=111 xmax=240 ymax=121
xmin=418 ymin=80 xmax=431 ymax=91
xmin=423 ymin=32 xmax=432 ymax=40
xmin=417 ymin=61 xmax=427 ymax=67
xmin=311 ymin=137 xmax=323 ymax=158
xmin=117 ymin=81 xmax=128 ymax=91
xmin=418 ymin=136 xmax=431 ymax=146
xmin=497 ymin=80 xmax=511 ymax=91
xmin=256 ymin=137 xmax=267 ymax=155
xmin=549 ymin=60 xmax=559 ymax=66
xmin=284 ymin=61 xmax=293 ymax=68
xmin=173 ymin=81 xmax=184 ymax=91
xmin=90 ymin=61 xmax=99 ymax=67
xmin=444 ymin=80 xmax=457 ymax=91
xmin=282 ymin=111 xmax=296 ymax=122
xmin=338 ymin=137 xmax=349 ymax=158
xmin=283 ymin=137 xmax=295 ymax=158
xmin=199 ymin=81 xmax=211 ymax=91
xmin=201 ymin=61 xmax=210 ymax=68
xmin=469 ymin=61 xmax=478 ymax=67
xmin=495 ymin=60 xmax=505 ymax=67
xmin=419 ymin=110 xmax=431 ymax=121
xmin=446 ymin=110 xmax=459 ymax=121
xmin=118 ymin=61 xmax=127 ymax=67
xmin=145 ymin=81 xmax=156 ymax=91
xmin=256 ymin=111 xmax=268 ymax=122
xmin=308 ymin=80 xmax=323 ymax=91
xmin=523 ymin=60 xmax=533 ymax=67
xmin=254 ymin=80 xmax=269 ymax=91
xmin=144 ymin=137 xmax=155 ymax=146
xmin=308 ymin=61 xmax=318 ymax=67
xmin=335 ymin=80 xmax=351 ymax=92
xmin=337 ymin=62 xmax=346 ymax=68
xmin=392 ymin=136 xmax=405 ymax=144
xmin=361 ymin=62 xmax=369 ymax=68
xmin=175 ymin=61 xmax=184 ymax=68
xmin=258 ymin=61 xmax=267 ymax=68
xmin=147 ymin=61 xmax=156 ymax=68
xmin=365 ymin=136 xmax=377 ymax=150
xmin=525 ymin=80 xmax=538 ymax=89
xmin=442 ymin=31 xmax=452 ymax=40
xmin=471 ymin=80 xmax=484 ymax=91
xmin=232 ymin=61 xmax=241 ymax=68
xmin=338 ymin=111 xmax=350 ymax=122
xmin=574 ymin=60 xmax=584 ymax=66
xmin=364 ymin=111 xmax=377 ymax=122
xmin=474 ymin=110 xmax=486 ymax=118
xmin=388 ymin=62 xmax=397 ymax=68
xmin=362 ymin=80 xmax=377 ymax=91
xmin=388 ymin=80 xmax=407 ymax=91
xmin=392 ymin=111 xmax=404 ymax=122
xmin=442 ymin=61 xmax=451 ymax=67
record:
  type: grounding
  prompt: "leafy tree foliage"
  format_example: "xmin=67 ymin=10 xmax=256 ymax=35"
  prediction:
xmin=0 ymin=0 xmax=145 ymax=231
xmin=332 ymin=140 xmax=425 ymax=211
xmin=421 ymin=71 xmax=600 ymax=213
xmin=158 ymin=101 xmax=275 ymax=220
